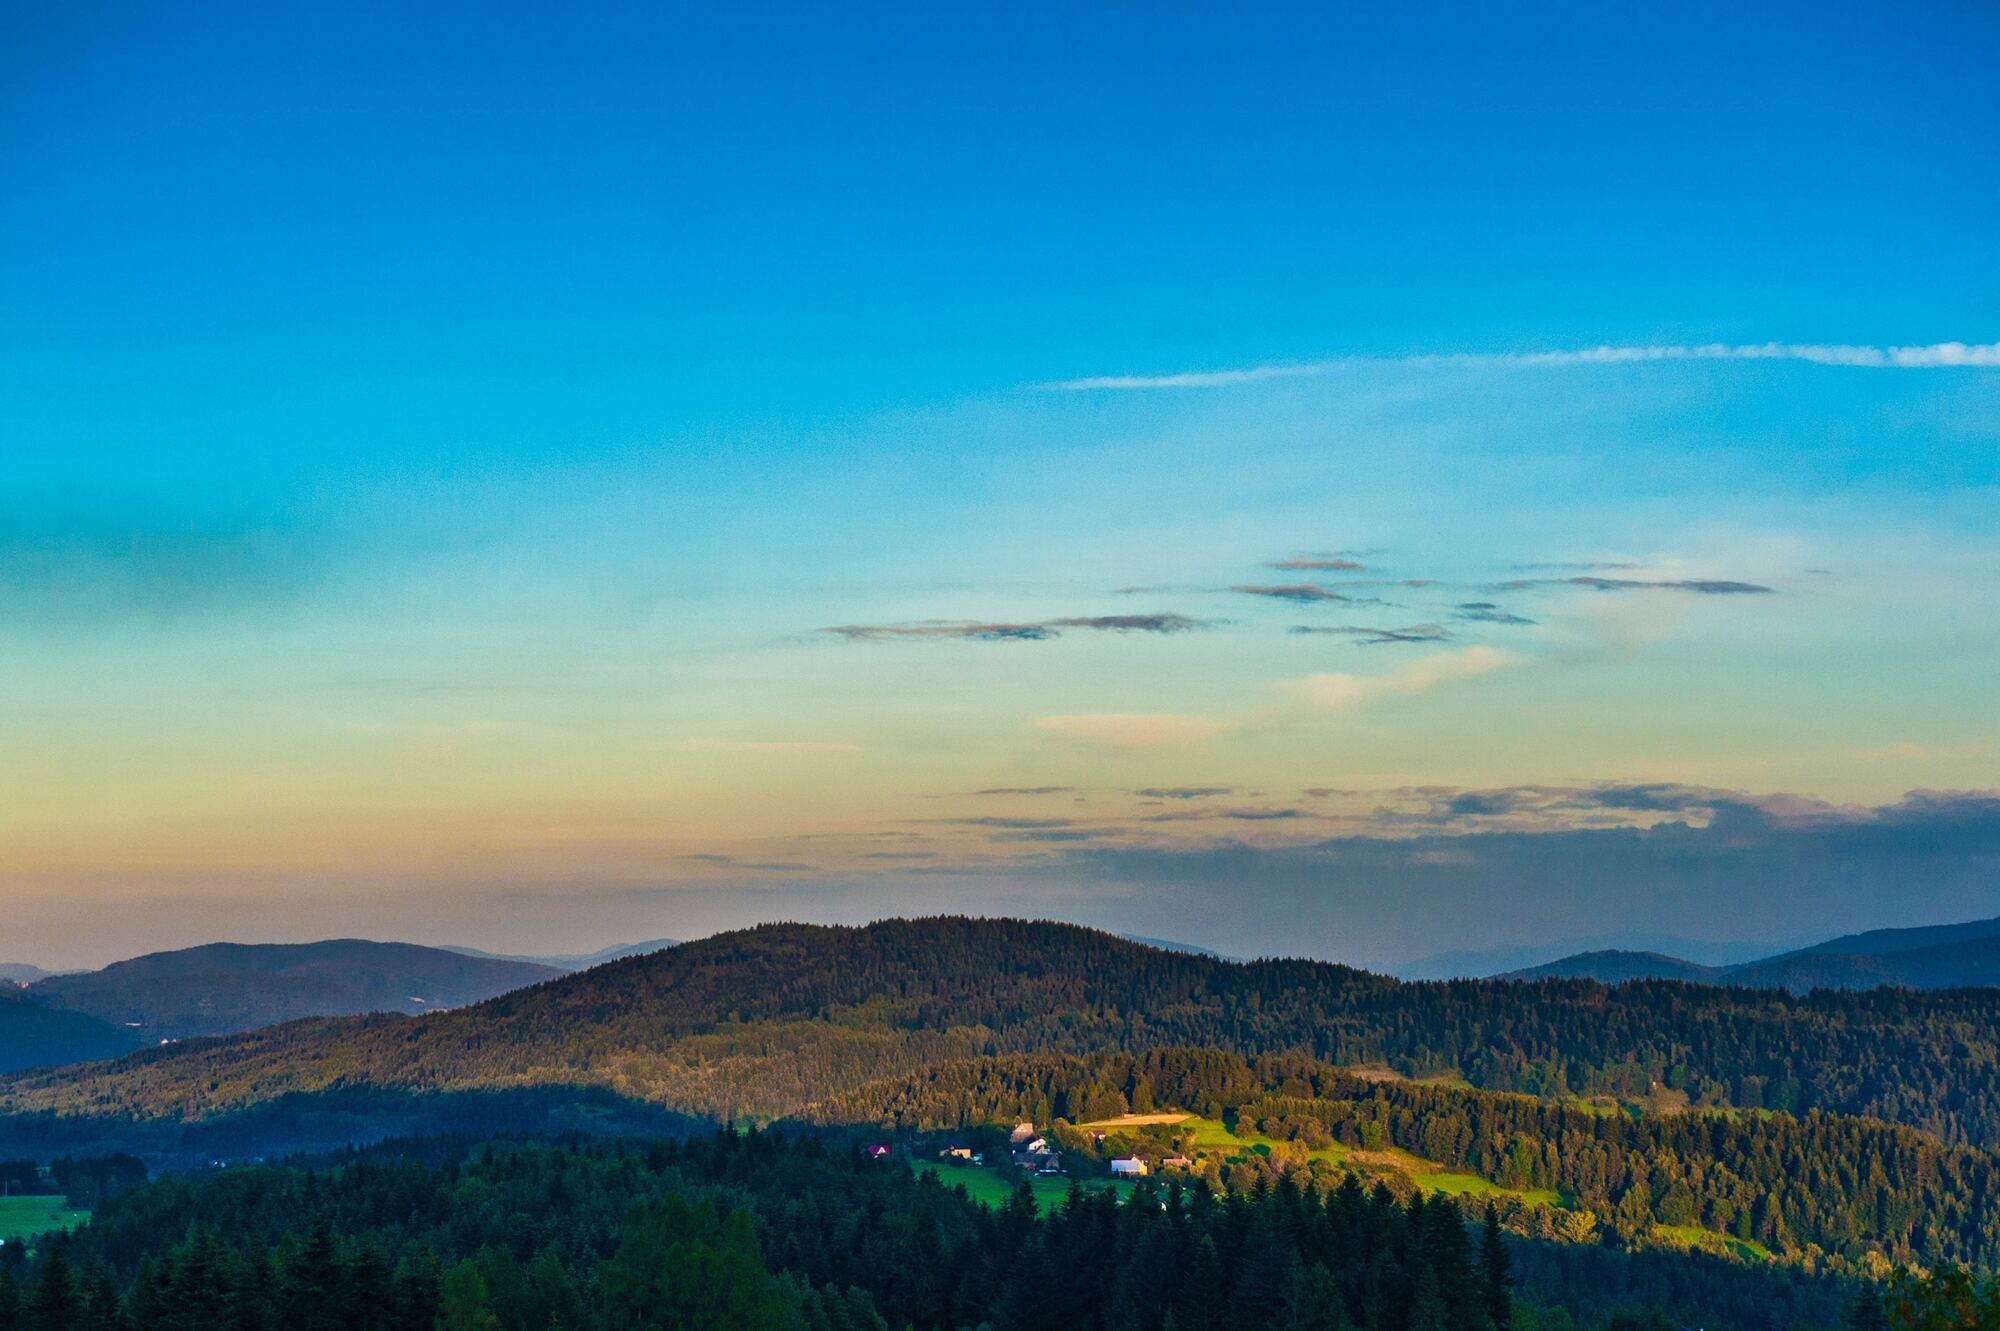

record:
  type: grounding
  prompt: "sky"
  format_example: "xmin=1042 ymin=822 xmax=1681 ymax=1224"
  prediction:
xmin=3 ymin=0 xmax=1997 ymax=970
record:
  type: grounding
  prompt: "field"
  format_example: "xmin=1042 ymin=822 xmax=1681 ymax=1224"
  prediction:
xmin=923 ymin=1163 xmax=1135 ymax=1210
xmin=0 ymin=1195 xmax=90 ymax=1242
xmin=1415 ymin=1171 xmax=1563 ymax=1208
xmin=1082 ymin=1111 xmax=1565 ymax=1209
xmin=1655 ymin=1224 xmax=1774 ymax=1262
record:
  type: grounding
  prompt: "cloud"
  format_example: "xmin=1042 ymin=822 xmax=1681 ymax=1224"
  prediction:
xmin=1290 ymin=623 xmax=1451 ymax=645
xmin=946 ymin=816 xmax=1077 ymax=830
xmin=824 ymin=613 xmax=1205 ymax=642
xmin=1233 ymin=583 xmax=1362 ymax=604
xmin=1498 ymin=576 xmax=1774 ymax=595
xmin=1455 ymin=602 xmax=1537 ymax=625
xmin=1270 ymin=557 xmax=1364 ymax=572
xmin=1048 ymin=613 xmax=1205 ymax=633
xmin=1135 ymin=787 xmax=1235 ymax=800
xmin=667 ymin=739 xmax=861 ymax=752
xmin=679 ymin=853 xmax=816 ymax=872
xmin=1218 ymin=807 xmax=1305 ymax=821
xmin=1035 ymin=713 xmax=1232 ymax=750
xmin=823 ymin=622 xmax=1055 ymax=642
xmin=1285 ymin=645 xmax=1519 ymax=710
xmin=1043 ymin=341 xmax=2000 ymax=390
xmin=970 ymin=786 xmax=1077 ymax=796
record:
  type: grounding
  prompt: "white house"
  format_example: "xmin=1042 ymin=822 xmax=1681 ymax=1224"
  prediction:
xmin=1110 ymin=1157 xmax=1148 ymax=1177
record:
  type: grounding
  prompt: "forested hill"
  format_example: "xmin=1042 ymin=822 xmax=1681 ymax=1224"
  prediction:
xmin=0 ymin=987 xmax=140 ymax=1075
xmin=5 ymin=917 xmax=2000 ymax=1148
xmin=29 ymin=940 xmax=564 ymax=1040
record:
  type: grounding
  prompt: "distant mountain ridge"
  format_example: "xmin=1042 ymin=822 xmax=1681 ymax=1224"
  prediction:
xmin=29 ymin=939 xmax=563 ymax=1040
xmin=1498 ymin=913 xmax=2000 ymax=991
xmin=1500 ymin=950 xmax=1722 ymax=984
xmin=440 ymin=938 xmax=679 ymax=969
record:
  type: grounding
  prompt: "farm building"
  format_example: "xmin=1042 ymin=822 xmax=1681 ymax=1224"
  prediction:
xmin=1110 ymin=1157 xmax=1148 ymax=1177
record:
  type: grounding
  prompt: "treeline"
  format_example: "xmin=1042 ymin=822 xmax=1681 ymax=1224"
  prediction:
xmin=7 ymin=919 xmax=2000 ymax=1148
xmin=0 ymin=1131 xmax=1852 ymax=1331
xmin=811 ymin=1047 xmax=2000 ymax=1270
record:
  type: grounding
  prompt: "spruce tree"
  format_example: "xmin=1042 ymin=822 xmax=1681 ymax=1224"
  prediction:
xmin=1841 ymin=1284 xmax=1887 ymax=1331
xmin=1408 ymin=1267 xmax=1449 ymax=1331
xmin=166 ymin=1229 xmax=234 ymax=1331
xmin=1479 ymin=1205 xmax=1515 ymax=1331
xmin=389 ymin=1250 xmax=442 ymax=1331
xmin=1174 ymin=1235 xmax=1228 ymax=1331
xmin=26 ymin=1248 xmax=80 ymax=1331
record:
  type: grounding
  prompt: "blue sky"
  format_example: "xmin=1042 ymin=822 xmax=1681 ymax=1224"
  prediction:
xmin=2 ymin=1 xmax=1996 ymax=967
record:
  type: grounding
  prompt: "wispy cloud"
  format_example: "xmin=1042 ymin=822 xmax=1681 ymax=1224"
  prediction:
xmin=1291 ymin=623 xmax=1451 ymax=644
xmin=1035 ymin=713 xmax=1232 ymax=750
xmin=1044 ymin=340 xmax=2000 ymax=390
xmin=1233 ymin=583 xmax=1369 ymax=604
xmin=1049 ymin=614 xmax=1205 ymax=633
xmin=1285 ymin=645 xmax=1519 ymax=710
xmin=680 ymin=853 xmax=817 ymax=872
xmin=823 ymin=621 xmax=1055 ymax=641
xmin=824 ymin=613 xmax=1205 ymax=642
xmin=1455 ymin=602 xmax=1537 ymax=625
xmin=1269 ymin=556 xmax=1364 ymax=572
xmin=1497 ymin=576 xmax=1773 ymax=595
xmin=1135 ymin=787 xmax=1235 ymax=799
xmin=970 ymin=786 xmax=1076 ymax=796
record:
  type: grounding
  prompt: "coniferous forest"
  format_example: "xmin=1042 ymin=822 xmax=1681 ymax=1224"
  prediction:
xmin=0 ymin=1131 xmax=1873 ymax=1331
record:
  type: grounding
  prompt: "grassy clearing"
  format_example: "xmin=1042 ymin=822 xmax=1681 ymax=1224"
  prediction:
xmin=1654 ymin=1224 xmax=1773 ymax=1261
xmin=1416 ymin=1172 xmax=1562 ymax=1207
xmin=0 ymin=1196 xmax=89 ymax=1242
xmin=924 ymin=1164 xmax=1134 ymax=1211
xmin=1076 ymin=1112 xmax=1190 ymax=1128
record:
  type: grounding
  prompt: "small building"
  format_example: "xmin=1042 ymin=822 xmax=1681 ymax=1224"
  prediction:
xmin=1020 ymin=1136 xmax=1049 ymax=1154
xmin=1008 ymin=1122 xmax=1038 ymax=1145
xmin=1110 ymin=1157 xmax=1149 ymax=1177
xmin=863 ymin=1144 xmax=892 ymax=1159
xmin=939 ymin=1145 xmax=974 ymax=1160
xmin=1160 ymin=1154 xmax=1194 ymax=1170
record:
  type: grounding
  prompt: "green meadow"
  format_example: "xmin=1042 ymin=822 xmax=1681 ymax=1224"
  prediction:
xmin=924 ymin=1163 xmax=1135 ymax=1211
xmin=0 ymin=1195 xmax=90 ymax=1242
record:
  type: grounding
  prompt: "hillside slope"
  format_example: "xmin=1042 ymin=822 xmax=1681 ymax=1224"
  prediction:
xmin=1503 ymin=916 xmax=2000 ymax=992
xmin=0 ymin=986 xmax=142 ymax=1074
xmin=1726 ymin=935 xmax=2000 ymax=991
xmin=30 ymin=939 xmax=563 ymax=1038
xmin=1785 ymin=914 xmax=2000 ymax=958
xmin=6 ymin=918 xmax=2000 ymax=1149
